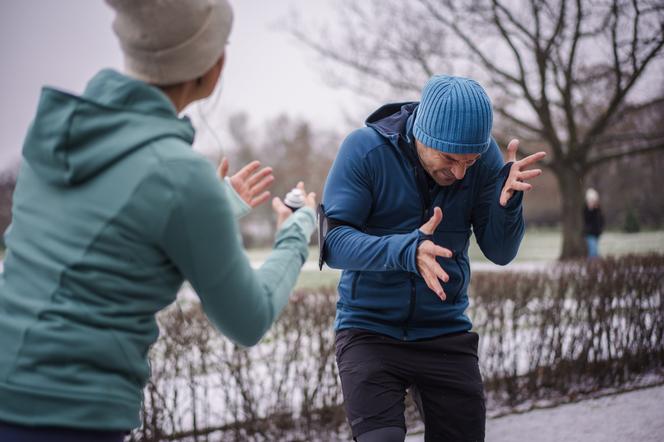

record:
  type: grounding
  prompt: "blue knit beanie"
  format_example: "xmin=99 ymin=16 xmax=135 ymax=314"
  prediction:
xmin=413 ymin=75 xmax=493 ymax=154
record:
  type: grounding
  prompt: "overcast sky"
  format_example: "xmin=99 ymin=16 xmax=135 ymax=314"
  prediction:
xmin=0 ymin=0 xmax=369 ymax=173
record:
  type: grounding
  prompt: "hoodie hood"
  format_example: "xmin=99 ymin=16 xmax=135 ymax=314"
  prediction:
xmin=22 ymin=69 xmax=195 ymax=186
xmin=365 ymin=101 xmax=418 ymax=148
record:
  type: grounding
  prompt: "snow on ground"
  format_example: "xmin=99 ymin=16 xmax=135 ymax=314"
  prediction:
xmin=405 ymin=384 xmax=664 ymax=442
xmin=242 ymin=260 xmax=551 ymax=272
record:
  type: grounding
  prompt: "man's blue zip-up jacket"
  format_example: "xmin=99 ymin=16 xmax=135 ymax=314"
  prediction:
xmin=322 ymin=102 xmax=525 ymax=340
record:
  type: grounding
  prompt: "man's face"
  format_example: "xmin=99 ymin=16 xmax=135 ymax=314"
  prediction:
xmin=415 ymin=140 xmax=480 ymax=186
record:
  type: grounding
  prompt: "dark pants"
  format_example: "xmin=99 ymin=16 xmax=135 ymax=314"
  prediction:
xmin=336 ymin=329 xmax=486 ymax=442
xmin=0 ymin=421 xmax=126 ymax=442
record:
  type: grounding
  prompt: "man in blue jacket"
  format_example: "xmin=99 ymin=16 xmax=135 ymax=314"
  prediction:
xmin=321 ymin=76 xmax=546 ymax=441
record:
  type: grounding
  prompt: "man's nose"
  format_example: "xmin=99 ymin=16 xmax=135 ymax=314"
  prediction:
xmin=452 ymin=163 xmax=467 ymax=180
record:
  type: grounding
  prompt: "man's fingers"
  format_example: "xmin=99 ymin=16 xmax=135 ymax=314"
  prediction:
xmin=250 ymin=191 xmax=271 ymax=208
xmin=432 ymin=244 xmax=453 ymax=259
xmin=499 ymin=193 xmax=507 ymax=207
xmin=511 ymin=181 xmax=533 ymax=192
xmin=218 ymin=157 xmax=230 ymax=179
xmin=431 ymin=262 xmax=449 ymax=284
xmin=506 ymin=139 xmax=519 ymax=163
xmin=518 ymin=169 xmax=542 ymax=181
xmin=422 ymin=269 xmax=447 ymax=302
xmin=419 ymin=207 xmax=443 ymax=234
xmin=237 ymin=160 xmax=262 ymax=179
xmin=517 ymin=151 xmax=546 ymax=168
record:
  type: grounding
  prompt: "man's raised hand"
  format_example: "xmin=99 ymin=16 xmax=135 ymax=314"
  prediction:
xmin=417 ymin=207 xmax=453 ymax=302
xmin=499 ymin=140 xmax=547 ymax=207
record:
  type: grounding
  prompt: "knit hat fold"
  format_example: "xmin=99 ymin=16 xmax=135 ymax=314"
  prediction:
xmin=106 ymin=0 xmax=233 ymax=85
xmin=413 ymin=75 xmax=493 ymax=154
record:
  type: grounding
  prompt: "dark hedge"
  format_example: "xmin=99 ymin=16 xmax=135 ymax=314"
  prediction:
xmin=130 ymin=254 xmax=664 ymax=441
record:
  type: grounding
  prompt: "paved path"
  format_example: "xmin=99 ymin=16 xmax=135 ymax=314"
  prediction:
xmin=406 ymin=385 xmax=664 ymax=442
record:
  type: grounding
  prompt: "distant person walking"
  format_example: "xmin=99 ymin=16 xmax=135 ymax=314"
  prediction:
xmin=583 ymin=188 xmax=604 ymax=258
xmin=0 ymin=1 xmax=315 ymax=441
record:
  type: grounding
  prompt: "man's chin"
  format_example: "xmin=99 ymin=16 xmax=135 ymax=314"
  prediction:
xmin=434 ymin=176 xmax=456 ymax=187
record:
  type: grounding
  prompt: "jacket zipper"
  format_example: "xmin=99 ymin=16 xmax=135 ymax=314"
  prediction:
xmin=403 ymin=275 xmax=417 ymax=340
xmin=452 ymin=253 xmax=465 ymax=304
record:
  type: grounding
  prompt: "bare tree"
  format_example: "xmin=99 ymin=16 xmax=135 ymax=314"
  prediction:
xmin=291 ymin=0 xmax=664 ymax=259
xmin=226 ymin=112 xmax=339 ymax=246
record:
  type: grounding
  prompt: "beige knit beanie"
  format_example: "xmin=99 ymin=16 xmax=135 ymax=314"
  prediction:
xmin=106 ymin=0 xmax=233 ymax=85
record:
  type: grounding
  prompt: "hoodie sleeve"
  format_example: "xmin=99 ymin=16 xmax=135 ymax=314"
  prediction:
xmin=159 ymin=158 xmax=314 ymax=347
xmin=321 ymin=129 xmax=421 ymax=273
xmin=224 ymin=176 xmax=252 ymax=219
xmin=470 ymin=139 xmax=525 ymax=265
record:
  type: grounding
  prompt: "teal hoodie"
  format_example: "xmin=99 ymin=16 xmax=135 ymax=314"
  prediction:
xmin=0 ymin=70 xmax=315 ymax=430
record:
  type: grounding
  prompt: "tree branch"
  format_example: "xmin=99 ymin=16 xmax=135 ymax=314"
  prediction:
xmin=421 ymin=1 xmax=526 ymax=88
xmin=593 ymin=131 xmax=664 ymax=146
xmin=542 ymin=0 xmax=568 ymax=57
xmin=491 ymin=0 xmax=533 ymax=98
xmin=494 ymin=106 xmax=545 ymax=135
xmin=610 ymin=0 xmax=623 ymax=95
xmin=559 ymin=0 xmax=583 ymax=148
xmin=587 ymin=142 xmax=664 ymax=167
xmin=531 ymin=0 xmax=564 ymax=157
xmin=579 ymin=32 xmax=664 ymax=153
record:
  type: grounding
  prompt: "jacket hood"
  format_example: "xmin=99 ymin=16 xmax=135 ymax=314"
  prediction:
xmin=365 ymin=101 xmax=418 ymax=147
xmin=22 ymin=69 xmax=195 ymax=186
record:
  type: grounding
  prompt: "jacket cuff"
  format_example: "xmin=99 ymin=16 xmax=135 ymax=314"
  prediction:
xmin=224 ymin=177 xmax=252 ymax=219
xmin=275 ymin=207 xmax=316 ymax=262
xmin=404 ymin=229 xmax=427 ymax=275
xmin=277 ymin=207 xmax=316 ymax=242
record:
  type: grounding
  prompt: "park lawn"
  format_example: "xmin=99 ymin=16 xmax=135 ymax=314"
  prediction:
xmin=295 ymin=269 xmax=340 ymax=290
xmin=2 ymin=231 xmax=661 ymax=290
xmin=467 ymin=229 xmax=664 ymax=262
xmin=248 ymin=230 xmax=664 ymax=290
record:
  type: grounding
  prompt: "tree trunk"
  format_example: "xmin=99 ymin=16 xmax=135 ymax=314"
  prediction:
xmin=555 ymin=164 xmax=587 ymax=260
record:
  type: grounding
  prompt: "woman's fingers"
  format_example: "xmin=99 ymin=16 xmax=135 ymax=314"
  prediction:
xmin=246 ymin=166 xmax=273 ymax=188
xmin=218 ymin=157 xmax=230 ymax=179
xmin=250 ymin=191 xmax=271 ymax=208
xmin=249 ymin=174 xmax=275 ymax=197
xmin=305 ymin=192 xmax=317 ymax=208
xmin=236 ymin=160 xmax=261 ymax=179
xmin=272 ymin=197 xmax=292 ymax=229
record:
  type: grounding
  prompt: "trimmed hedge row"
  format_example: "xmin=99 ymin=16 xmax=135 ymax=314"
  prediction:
xmin=130 ymin=254 xmax=664 ymax=441
xmin=473 ymin=254 xmax=664 ymax=409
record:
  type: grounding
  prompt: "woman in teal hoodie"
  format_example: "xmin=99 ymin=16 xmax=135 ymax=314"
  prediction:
xmin=0 ymin=1 xmax=316 ymax=440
